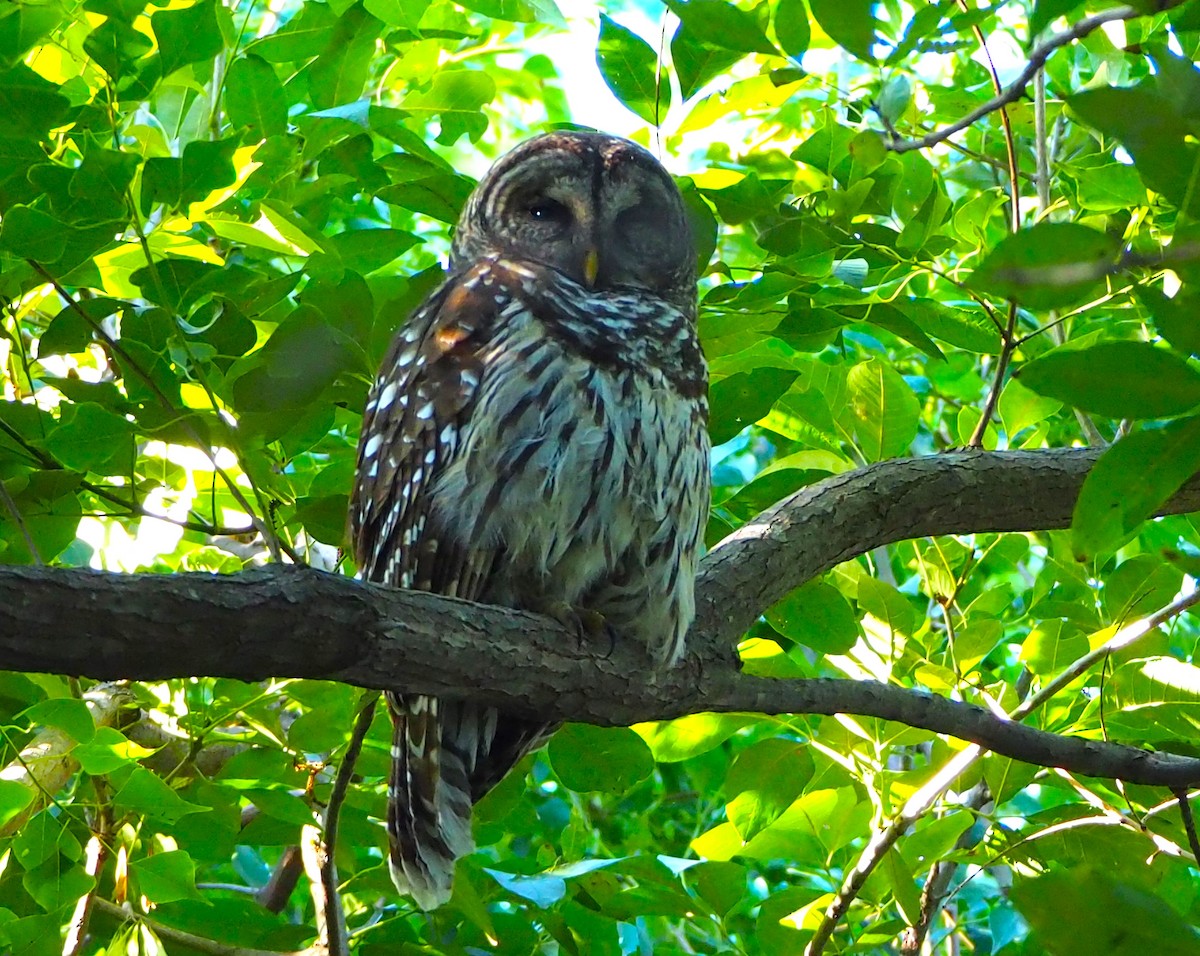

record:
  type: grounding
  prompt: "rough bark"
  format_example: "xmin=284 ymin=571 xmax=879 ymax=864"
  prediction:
xmin=3 ymin=449 xmax=1200 ymax=786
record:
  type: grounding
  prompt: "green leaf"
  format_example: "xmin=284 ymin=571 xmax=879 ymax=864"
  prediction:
xmin=224 ymin=55 xmax=287 ymax=138
xmin=130 ymin=849 xmax=199 ymax=902
xmin=0 ymin=2 xmax=67 ymax=64
xmin=595 ymin=15 xmax=667 ymax=125
xmin=12 ymin=811 xmax=83 ymax=870
xmin=308 ymin=228 xmax=419 ymax=276
xmin=857 ymin=577 xmax=916 ymax=640
xmin=633 ymin=714 xmax=748 ymax=761
xmin=1068 ymin=83 xmax=1200 ymax=217
xmin=232 ymin=306 xmax=356 ymax=414
xmin=23 ymin=697 xmax=95 ymax=744
xmin=809 ymin=0 xmax=877 ymax=61
xmin=709 ymin=367 xmax=799 ymax=444
xmin=0 ymin=205 xmax=68 ymax=263
xmin=1012 ymin=865 xmax=1200 ymax=956
xmin=377 ymin=154 xmax=475 ymax=222
xmin=22 ymin=857 xmax=94 ymax=913
xmin=1073 ymin=418 xmax=1200 ymax=558
xmin=1030 ymin=0 xmax=1084 ymax=37
xmin=401 ymin=69 xmax=495 ymax=144
xmin=774 ymin=0 xmax=810 ymax=57
xmin=363 ymin=0 xmax=431 ymax=28
xmin=723 ymin=739 xmax=814 ymax=841
xmin=74 ymin=726 xmax=156 ymax=775
xmin=249 ymin=2 xmax=337 ymax=61
xmin=1102 ymin=555 xmax=1182 ymax=622
xmin=969 ymin=222 xmax=1119 ymax=310
xmin=293 ymin=494 xmax=350 ymax=547
xmin=151 ymin=0 xmax=223 ymax=78
xmin=141 ymin=138 xmax=239 ymax=211
xmin=1135 ymin=285 xmax=1200 ymax=356
xmin=1113 ymin=656 xmax=1200 ymax=711
xmin=0 ymin=64 xmax=71 ymax=138
xmin=0 ymin=471 xmax=84 ymax=565
xmin=1019 ymin=620 xmax=1088 ymax=677
xmin=1017 ymin=342 xmax=1200 ymax=419
xmin=998 ymin=375 xmax=1062 ymax=438
xmin=307 ymin=5 xmax=382 ymax=110
xmin=667 ymin=0 xmax=776 ymax=55
xmin=83 ymin=18 xmax=154 ymax=80
xmin=112 ymin=767 xmax=210 ymax=823
xmin=0 ymin=779 xmax=35 ymax=831
xmin=44 ymin=402 xmax=135 ymax=473
xmin=847 ymin=357 xmax=920 ymax=459
xmin=548 ymin=725 xmax=654 ymax=794
xmin=671 ymin=26 xmax=744 ymax=101
xmin=766 ymin=579 xmax=860 ymax=654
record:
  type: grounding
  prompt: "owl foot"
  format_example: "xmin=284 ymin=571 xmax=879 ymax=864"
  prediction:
xmin=537 ymin=600 xmax=617 ymax=658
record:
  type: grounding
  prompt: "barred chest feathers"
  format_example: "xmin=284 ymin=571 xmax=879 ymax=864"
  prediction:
xmin=426 ymin=258 xmax=709 ymax=665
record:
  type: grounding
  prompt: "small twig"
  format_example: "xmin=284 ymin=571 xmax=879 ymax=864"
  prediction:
xmin=324 ymin=695 xmax=378 ymax=870
xmin=1001 ymin=241 xmax=1200 ymax=300
xmin=64 ymin=830 xmax=109 ymax=955
xmin=0 ymin=411 xmax=257 ymax=536
xmin=317 ymin=695 xmax=379 ymax=952
xmin=887 ymin=7 xmax=1143 ymax=153
xmin=900 ymin=782 xmax=991 ymax=954
xmin=0 ymin=477 xmax=43 ymax=565
xmin=301 ymin=824 xmax=347 ymax=956
xmin=968 ymin=302 xmax=1017 ymax=447
xmin=121 ymin=201 xmax=290 ymax=565
xmin=27 ymin=262 xmax=302 ymax=564
xmin=805 ymin=583 xmax=1200 ymax=955
xmin=1175 ymin=788 xmax=1200 ymax=863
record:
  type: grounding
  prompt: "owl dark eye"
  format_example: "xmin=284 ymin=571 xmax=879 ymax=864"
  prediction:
xmin=526 ymin=198 xmax=571 ymax=225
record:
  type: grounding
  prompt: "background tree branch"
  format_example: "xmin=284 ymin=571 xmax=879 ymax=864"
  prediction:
xmin=4 ymin=448 xmax=1200 ymax=788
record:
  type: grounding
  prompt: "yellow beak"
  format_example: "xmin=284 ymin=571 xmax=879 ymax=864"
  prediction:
xmin=583 ymin=248 xmax=599 ymax=287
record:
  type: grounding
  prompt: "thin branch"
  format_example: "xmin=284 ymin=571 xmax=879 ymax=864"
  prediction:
xmin=302 ymin=824 xmax=347 ymax=956
xmin=1003 ymin=241 xmax=1200 ymax=303
xmin=1175 ymin=789 xmax=1200 ymax=863
xmin=27 ymin=262 xmax=300 ymax=564
xmin=0 ymin=477 xmax=42 ymax=565
xmin=806 ymin=582 xmax=1198 ymax=955
xmin=968 ymin=302 xmax=1016 ymax=447
xmin=318 ymin=695 xmax=377 ymax=956
xmin=886 ymin=7 xmax=1143 ymax=154
xmin=90 ymin=898 xmax=314 ymax=956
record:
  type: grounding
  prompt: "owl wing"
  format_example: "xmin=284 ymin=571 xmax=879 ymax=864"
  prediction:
xmin=352 ymin=267 xmax=496 ymax=597
xmin=350 ymin=262 xmax=550 ymax=909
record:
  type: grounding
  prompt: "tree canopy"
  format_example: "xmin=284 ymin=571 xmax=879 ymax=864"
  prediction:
xmin=2 ymin=0 xmax=1200 ymax=953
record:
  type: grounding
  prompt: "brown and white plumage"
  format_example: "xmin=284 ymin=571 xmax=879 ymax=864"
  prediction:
xmin=350 ymin=131 xmax=709 ymax=909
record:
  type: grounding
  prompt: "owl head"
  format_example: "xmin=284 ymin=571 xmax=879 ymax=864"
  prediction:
xmin=451 ymin=131 xmax=696 ymax=311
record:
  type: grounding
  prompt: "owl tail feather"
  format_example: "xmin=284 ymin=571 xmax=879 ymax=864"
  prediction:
xmin=386 ymin=692 xmax=474 ymax=911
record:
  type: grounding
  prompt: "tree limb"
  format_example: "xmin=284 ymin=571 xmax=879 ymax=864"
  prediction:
xmin=3 ymin=450 xmax=1200 ymax=787
xmin=885 ymin=7 xmax=1144 ymax=154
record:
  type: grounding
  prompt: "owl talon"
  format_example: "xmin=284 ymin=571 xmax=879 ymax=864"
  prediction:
xmin=538 ymin=601 xmax=615 ymax=656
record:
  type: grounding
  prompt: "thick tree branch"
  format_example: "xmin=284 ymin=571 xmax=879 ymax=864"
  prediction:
xmin=3 ymin=450 xmax=1200 ymax=787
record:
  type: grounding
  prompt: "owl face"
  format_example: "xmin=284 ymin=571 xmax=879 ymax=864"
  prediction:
xmin=452 ymin=131 xmax=696 ymax=309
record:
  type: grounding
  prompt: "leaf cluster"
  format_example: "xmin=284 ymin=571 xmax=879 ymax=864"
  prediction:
xmin=2 ymin=0 xmax=1200 ymax=952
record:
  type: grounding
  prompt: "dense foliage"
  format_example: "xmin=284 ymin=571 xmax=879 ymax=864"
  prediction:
xmin=2 ymin=0 xmax=1200 ymax=952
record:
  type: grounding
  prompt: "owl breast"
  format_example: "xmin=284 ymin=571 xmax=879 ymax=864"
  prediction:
xmin=428 ymin=258 xmax=709 ymax=663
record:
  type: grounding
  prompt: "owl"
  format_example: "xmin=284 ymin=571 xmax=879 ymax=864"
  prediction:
xmin=350 ymin=130 xmax=710 ymax=909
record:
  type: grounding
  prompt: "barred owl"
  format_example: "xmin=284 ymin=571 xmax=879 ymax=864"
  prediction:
xmin=351 ymin=130 xmax=709 ymax=909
